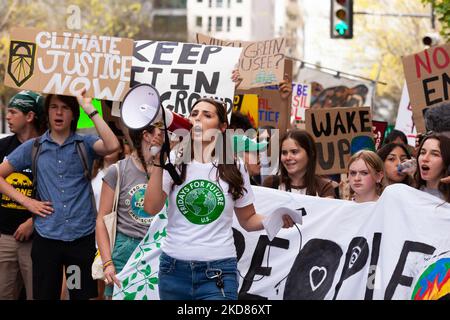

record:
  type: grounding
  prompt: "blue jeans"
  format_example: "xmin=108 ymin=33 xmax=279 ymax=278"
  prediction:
xmin=158 ymin=251 xmax=239 ymax=300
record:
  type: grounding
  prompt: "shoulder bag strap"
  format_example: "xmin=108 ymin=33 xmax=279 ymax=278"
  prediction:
xmin=112 ymin=163 xmax=121 ymax=212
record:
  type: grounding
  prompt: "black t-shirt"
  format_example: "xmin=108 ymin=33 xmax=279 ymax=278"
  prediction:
xmin=0 ymin=135 xmax=33 ymax=235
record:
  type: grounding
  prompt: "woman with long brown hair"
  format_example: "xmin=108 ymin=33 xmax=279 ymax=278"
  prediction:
xmin=263 ymin=129 xmax=335 ymax=198
xmin=415 ymin=133 xmax=450 ymax=202
xmin=96 ymin=124 xmax=162 ymax=298
xmin=144 ymin=97 xmax=294 ymax=300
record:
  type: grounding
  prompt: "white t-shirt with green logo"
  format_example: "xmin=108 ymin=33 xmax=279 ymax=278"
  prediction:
xmin=162 ymin=160 xmax=254 ymax=261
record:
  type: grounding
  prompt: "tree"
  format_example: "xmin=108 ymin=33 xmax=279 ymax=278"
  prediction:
xmin=422 ymin=0 xmax=450 ymax=40
xmin=0 ymin=0 xmax=153 ymax=106
xmin=347 ymin=0 xmax=435 ymax=123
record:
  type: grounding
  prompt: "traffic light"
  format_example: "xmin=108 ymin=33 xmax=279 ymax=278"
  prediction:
xmin=330 ymin=0 xmax=353 ymax=39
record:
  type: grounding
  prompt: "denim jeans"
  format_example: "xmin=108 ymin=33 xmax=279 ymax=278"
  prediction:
xmin=158 ymin=251 xmax=239 ymax=300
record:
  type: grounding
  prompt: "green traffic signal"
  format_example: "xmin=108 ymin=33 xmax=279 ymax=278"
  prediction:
xmin=330 ymin=0 xmax=353 ymax=39
xmin=335 ymin=21 xmax=349 ymax=36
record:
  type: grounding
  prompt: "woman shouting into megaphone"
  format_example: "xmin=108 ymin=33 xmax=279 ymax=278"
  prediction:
xmin=144 ymin=97 xmax=295 ymax=300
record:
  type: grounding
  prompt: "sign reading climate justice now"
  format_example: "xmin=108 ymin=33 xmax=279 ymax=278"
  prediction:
xmin=196 ymin=33 xmax=286 ymax=90
xmin=5 ymin=27 xmax=133 ymax=101
xmin=131 ymin=41 xmax=241 ymax=118
xmin=306 ymin=107 xmax=373 ymax=175
xmin=402 ymin=43 xmax=450 ymax=133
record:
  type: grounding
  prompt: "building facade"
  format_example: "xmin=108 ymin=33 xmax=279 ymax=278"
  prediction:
xmin=187 ymin=0 xmax=275 ymax=42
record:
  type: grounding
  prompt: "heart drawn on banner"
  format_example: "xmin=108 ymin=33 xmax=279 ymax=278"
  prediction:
xmin=309 ymin=266 xmax=327 ymax=291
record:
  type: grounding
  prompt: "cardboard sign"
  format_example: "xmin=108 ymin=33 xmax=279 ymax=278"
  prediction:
xmin=131 ymin=40 xmax=241 ymax=118
xmin=291 ymin=82 xmax=311 ymax=121
xmin=306 ymin=107 xmax=373 ymax=175
xmin=372 ymin=120 xmax=388 ymax=150
xmin=394 ymin=83 xmax=417 ymax=146
xmin=5 ymin=27 xmax=133 ymax=101
xmin=402 ymin=43 xmax=450 ymax=133
xmin=196 ymin=33 xmax=285 ymax=90
xmin=235 ymin=59 xmax=292 ymax=136
xmin=233 ymin=94 xmax=259 ymax=128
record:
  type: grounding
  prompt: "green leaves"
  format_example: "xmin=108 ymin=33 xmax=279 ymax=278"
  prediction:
xmin=124 ymin=292 xmax=136 ymax=300
xmin=149 ymin=277 xmax=158 ymax=284
xmin=122 ymin=276 xmax=129 ymax=288
xmin=143 ymin=265 xmax=152 ymax=276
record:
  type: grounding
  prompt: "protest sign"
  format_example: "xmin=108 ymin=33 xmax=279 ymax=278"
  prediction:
xmin=5 ymin=27 xmax=133 ymax=101
xmin=291 ymin=82 xmax=311 ymax=121
xmin=233 ymin=94 xmax=259 ymax=128
xmin=114 ymin=184 xmax=450 ymax=300
xmin=131 ymin=40 xmax=241 ymax=118
xmin=235 ymin=59 xmax=292 ymax=136
xmin=196 ymin=33 xmax=286 ymax=90
xmin=394 ymin=83 xmax=417 ymax=146
xmin=372 ymin=120 xmax=388 ymax=150
xmin=306 ymin=107 xmax=373 ymax=175
xmin=402 ymin=43 xmax=450 ymax=133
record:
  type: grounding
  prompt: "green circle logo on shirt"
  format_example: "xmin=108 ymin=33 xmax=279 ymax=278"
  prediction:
xmin=176 ymin=179 xmax=225 ymax=225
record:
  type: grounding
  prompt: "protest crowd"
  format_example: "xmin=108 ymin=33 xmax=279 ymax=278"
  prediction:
xmin=0 ymin=22 xmax=449 ymax=301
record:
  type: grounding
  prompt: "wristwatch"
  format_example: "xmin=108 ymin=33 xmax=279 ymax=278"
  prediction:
xmin=88 ymin=110 xmax=99 ymax=119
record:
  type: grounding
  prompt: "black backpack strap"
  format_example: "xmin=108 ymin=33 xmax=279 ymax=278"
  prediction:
xmin=75 ymin=140 xmax=91 ymax=181
xmin=31 ymin=137 xmax=42 ymax=199
xmin=75 ymin=140 xmax=97 ymax=215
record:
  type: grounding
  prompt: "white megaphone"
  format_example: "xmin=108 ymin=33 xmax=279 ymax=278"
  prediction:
xmin=120 ymin=84 xmax=192 ymax=132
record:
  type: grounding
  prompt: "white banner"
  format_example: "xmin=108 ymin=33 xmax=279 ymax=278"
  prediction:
xmin=113 ymin=184 xmax=450 ymax=300
xmin=131 ymin=41 xmax=242 ymax=118
xmin=395 ymin=83 xmax=417 ymax=146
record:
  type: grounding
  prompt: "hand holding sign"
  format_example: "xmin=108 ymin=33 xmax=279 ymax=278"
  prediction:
xmin=279 ymin=73 xmax=292 ymax=101
xmin=76 ymin=88 xmax=96 ymax=115
xmin=232 ymin=67 xmax=243 ymax=90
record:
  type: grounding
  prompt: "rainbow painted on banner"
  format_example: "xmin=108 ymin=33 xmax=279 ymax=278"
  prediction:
xmin=412 ymin=258 xmax=450 ymax=300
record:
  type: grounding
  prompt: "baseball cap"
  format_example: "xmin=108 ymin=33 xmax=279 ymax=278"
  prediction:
xmin=8 ymin=90 xmax=44 ymax=120
xmin=233 ymin=135 xmax=268 ymax=153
